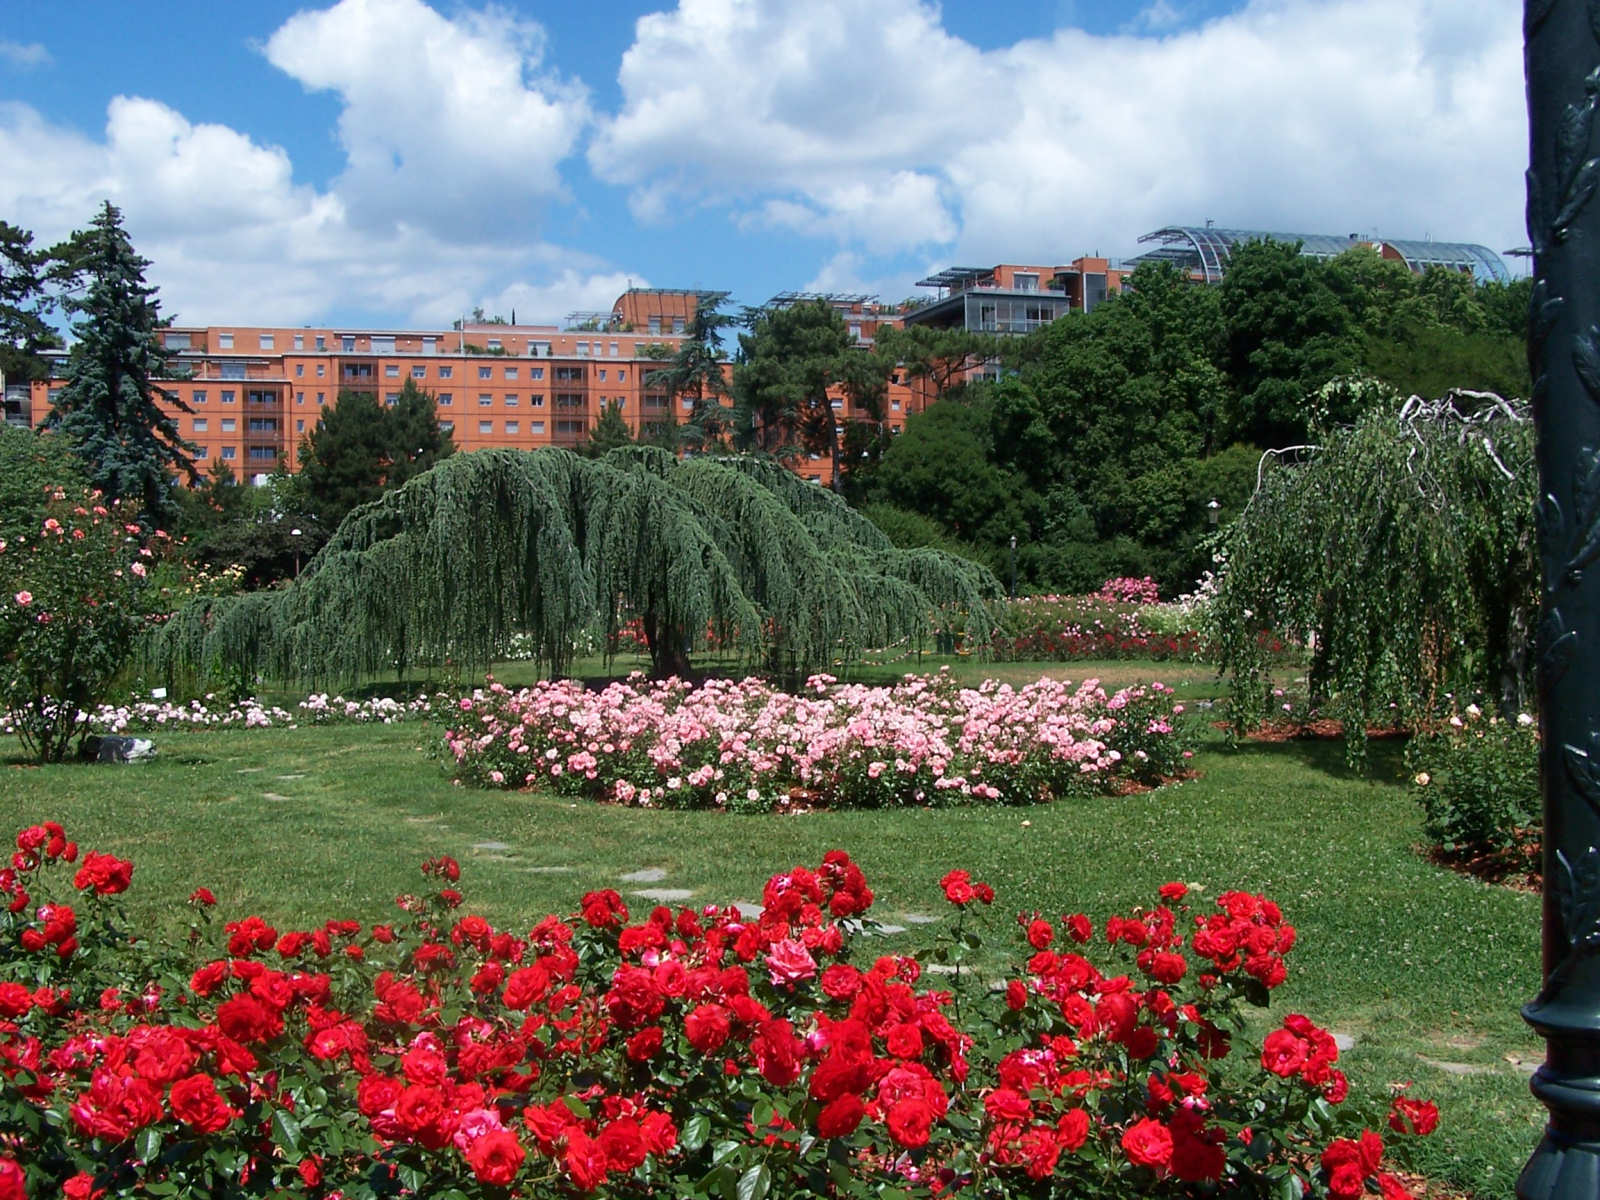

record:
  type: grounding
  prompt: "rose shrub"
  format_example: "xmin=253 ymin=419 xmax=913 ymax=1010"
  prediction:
xmin=991 ymin=595 xmax=1207 ymax=663
xmin=442 ymin=670 xmax=1194 ymax=809
xmin=0 ymin=488 xmax=171 ymax=762
xmin=0 ymin=822 xmax=1436 ymax=1199
xmin=1405 ymin=704 xmax=1539 ymax=856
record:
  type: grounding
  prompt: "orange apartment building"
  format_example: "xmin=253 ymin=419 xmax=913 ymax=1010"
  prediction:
xmin=17 ymin=266 xmax=1122 ymax=485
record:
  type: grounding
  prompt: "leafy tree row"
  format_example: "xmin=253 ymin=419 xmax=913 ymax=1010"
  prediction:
xmin=866 ymin=241 xmax=1532 ymax=593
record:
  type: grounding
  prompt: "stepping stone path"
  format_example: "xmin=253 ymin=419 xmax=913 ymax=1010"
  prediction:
xmin=1418 ymin=1056 xmax=1494 ymax=1076
xmin=276 ymin=774 xmax=305 ymax=781
xmin=866 ymin=923 xmax=907 ymax=936
xmin=901 ymin=913 xmax=940 ymax=925
xmin=472 ymin=841 xmax=511 ymax=852
xmin=1331 ymin=1032 xmax=1358 ymax=1052
xmin=404 ymin=815 xmax=445 ymax=824
xmin=262 ymin=793 xmax=290 ymax=802
xmin=621 ymin=868 xmax=668 ymax=883
xmin=632 ymin=887 xmax=696 ymax=903
xmin=518 ymin=866 xmax=575 ymax=874
xmin=238 ymin=767 xmax=264 ymax=774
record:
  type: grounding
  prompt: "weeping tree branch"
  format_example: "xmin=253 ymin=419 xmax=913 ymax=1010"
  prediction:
xmin=144 ymin=448 xmax=1001 ymax=686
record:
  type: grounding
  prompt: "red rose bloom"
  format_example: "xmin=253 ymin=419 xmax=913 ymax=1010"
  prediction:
xmin=1056 ymin=1108 xmax=1090 ymax=1152
xmin=1027 ymin=918 xmax=1054 ymax=950
xmin=215 ymin=994 xmax=283 ymax=1044
xmin=817 ymin=1094 xmax=865 ymax=1137
xmin=1388 ymin=1097 xmax=1439 ymax=1136
xmin=0 ymin=1158 xmax=24 ymax=1200
xmin=466 ymin=1129 xmax=527 ymax=1186
xmin=169 ymin=1074 xmax=237 ymax=1134
xmin=685 ymin=1003 xmax=733 ymax=1054
xmin=1066 ymin=913 xmax=1093 ymax=943
xmin=885 ymin=1097 xmax=936 ymax=1148
xmin=1121 ymin=1117 xmax=1173 ymax=1172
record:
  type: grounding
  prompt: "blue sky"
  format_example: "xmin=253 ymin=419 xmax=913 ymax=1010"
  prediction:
xmin=0 ymin=0 xmax=1523 ymax=330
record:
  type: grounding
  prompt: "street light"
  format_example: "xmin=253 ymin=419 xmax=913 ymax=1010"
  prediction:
xmin=1008 ymin=534 xmax=1017 ymax=600
xmin=1207 ymin=499 xmax=1220 ymax=527
xmin=290 ymin=528 xmax=302 ymax=578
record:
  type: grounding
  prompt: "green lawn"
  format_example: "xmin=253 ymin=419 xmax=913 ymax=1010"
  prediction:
xmin=2 ymin=659 xmax=1541 ymax=1197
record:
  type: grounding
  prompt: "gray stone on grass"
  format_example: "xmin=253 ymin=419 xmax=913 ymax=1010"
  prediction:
xmin=632 ymin=887 xmax=695 ymax=903
xmin=262 ymin=793 xmax=291 ymax=802
xmin=901 ymin=913 xmax=940 ymax=925
xmin=518 ymin=866 xmax=575 ymax=874
xmin=1419 ymin=1056 xmax=1494 ymax=1076
xmin=621 ymin=868 xmax=668 ymax=883
xmin=473 ymin=841 xmax=511 ymax=852
xmin=1332 ymin=1031 xmax=1358 ymax=1052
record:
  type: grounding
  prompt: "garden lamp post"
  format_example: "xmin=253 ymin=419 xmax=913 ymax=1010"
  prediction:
xmin=1207 ymin=498 xmax=1220 ymax=527
xmin=1522 ymin=8 xmax=1600 ymax=1196
xmin=290 ymin=528 xmax=302 ymax=578
xmin=1008 ymin=535 xmax=1017 ymax=599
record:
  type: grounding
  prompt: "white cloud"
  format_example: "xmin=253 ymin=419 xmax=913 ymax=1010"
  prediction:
xmin=0 ymin=41 xmax=51 ymax=68
xmin=262 ymin=0 xmax=589 ymax=236
xmin=0 ymin=2 xmax=630 ymax=330
xmin=594 ymin=0 xmax=1524 ymax=268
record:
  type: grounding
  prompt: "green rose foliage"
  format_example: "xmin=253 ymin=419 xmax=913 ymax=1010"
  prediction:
xmin=1405 ymin=705 xmax=1540 ymax=855
xmin=0 ymin=488 xmax=171 ymax=762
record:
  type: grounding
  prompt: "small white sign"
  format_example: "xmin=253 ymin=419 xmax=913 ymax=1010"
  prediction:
xmin=151 ymin=687 xmax=168 ymax=700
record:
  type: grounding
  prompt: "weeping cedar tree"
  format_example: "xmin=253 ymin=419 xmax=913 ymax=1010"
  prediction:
xmin=1211 ymin=390 xmax=1535 ymax=758
xmin=144 ymin=447 xmax=1000 ymax=685
xmin=45 ymin=202 xmax=196 ymax=523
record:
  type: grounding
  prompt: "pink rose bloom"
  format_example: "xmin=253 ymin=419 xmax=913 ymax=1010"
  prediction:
xmin=764 ymin=938 xmax=817 ymax=989
xmin=13 ymin=592 xmax=30 ymax=606
xmin=131 ymin=561 xmax=147 ymax=578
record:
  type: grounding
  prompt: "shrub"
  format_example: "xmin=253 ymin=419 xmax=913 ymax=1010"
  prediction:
xmin=1405 ymin=704 xmax=1539 ymax=854
xmin=0 ymin=488 xmax=171 ymax=762
xmin=0 ymin=822 xmax=1437 ymax=1199
xmin=990 ymin=595 xmax=1206 ymax=663
xmin=440 ymin=670 xmax=1195 ymax=806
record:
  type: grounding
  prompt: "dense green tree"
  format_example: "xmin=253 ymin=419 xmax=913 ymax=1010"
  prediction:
xmin=44 ymin=202 xmax=196 ymax=523
xmin=578 ymin=399 xmax=635 ymax=457
xmin=0 ymin=221 xmax=61 ymax=385
xmin=645 ymin=295 xmax=735 ymax=448
xmin=874 ymin=324 xmax=1002 ymax=401
xmin=296 ymin=378 xmax=454 ymax=530
xmin=1218 ymin=239 xmax=1360 ymax=447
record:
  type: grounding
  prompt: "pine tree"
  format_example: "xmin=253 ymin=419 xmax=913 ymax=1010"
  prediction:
xmin=578 ymin=399 xmax=634 ymax=457
xmin=645 ymin=294 xmax=734 ymax=449
xmin=386 ymin=377 xmax=456 ymax=488
xmin=46 ymin=202 xmax=195 ymax=521
xmin=0 ymin=221 xmax=61 ymax=385
xmin=297 ymin=389 xmax=394 ymax=529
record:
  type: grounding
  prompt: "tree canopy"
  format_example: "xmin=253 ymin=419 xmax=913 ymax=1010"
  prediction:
xmin=145 ymin=447 xmax=1000 ymax=686
xmin=44 ymin=201 xmax=195 ymax=523
xmin=1211 ymin=389 xmax=1535 ymax=754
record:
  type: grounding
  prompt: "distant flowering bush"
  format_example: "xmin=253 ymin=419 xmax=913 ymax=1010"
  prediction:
xmin=442 ymin=670 xmax=1194 ymax=809
xmin=0 ymin=822 xmax=1437 ymax=1199
xmin=0 ymin=488 xmax=172 ymax=762
xmin=1406 ymin=703 xmax=1540 ymax=856
xmin=1097 ymin=576 xmax=1162 ymax=606
xmin=0 ymin=691 xmax=444 ymax=740
xmin=992 ymin=595 xmax=1207 ymax=663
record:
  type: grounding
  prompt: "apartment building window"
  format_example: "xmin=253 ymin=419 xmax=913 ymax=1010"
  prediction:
xmin=221 ymin=419 xmax=237 ymax=432
xmin=293 ymin=334 xmax=304 ymax=350
xmin=438 ymin=365 xmax=453 ymax=379
xmin=530 ymin=366 xmax=544 ymax=380
xmin=342 ymin=336 xmax=355 ymax=352
xmin=531 ymin=341 xmax=551 ymax=357
xmin=504 ymin=366 xmax=518 ymax=379
xmin=296 ymin=419 xmax=305 ymax=432
xmin=221 ymin=390 xmax=236 ymax=405
xmin=437 ymin=393 xmax=453 ymax=406
xmin=555 ymin=366 xmax=583 ymax=382
xmin=372 ymin=336 xmax=395 ymax=354
xmin=193 ymin=418 xmax=208 ymax=432
xmin=555 ymin=420 xmax=586 ymax=435
xmin=504 ymin=394 xmax=519 ymax=407
xmin=164 ymin=332 xmax=191 ymax=350
xmin=575 ymin=342 xmax=590 ymax=357
xmin=478 ymin=420 xmax=493 ymax=434
xmin=439 ymin=420 xmax=453 ymax=433
xmin=1014 ymin=273 xmax=1039 ymax=292
xmin=609 ymin=342 xmax=619 ymax=357
xmin=505 ymin=421 xmax=519 ymax=434
xmin=530 ymin=395 xmax=544 ymax=407
xmin=891 ymin=399 xmax=902 ymax=411
xmin=248 ymin=418 xmax=277 ymax=432
xmin=555 ymin=393 xmax=584 ymax=410
xmin=648 ymin=317 xmax=661 ymax=334
xmin=295 ymin=363 xmax=304 ymax=377
xmin=249 ymin=447 xmax=275 ymax=461
xmin=682 ymin=398 xmax=694 ymax=410
xmin=192 ymin=389 xmax=207 ymax=405
xmin=260 ymin=334 xmax=274 ymax=349
xmin=598 ymin=369 xmax=607 ymax=381
xmin=423 ymin=337 xmax=437 ymax=354
xmin=296 ymin=392 xmax=305 ymax=404
xmin=315 ymin=335 xmax=326 ymax=350
xmin=194 ymin=446 xmax=208 ymax=460
xmin=218 ymin=333 xmax=234 ymax=349
xmin=221 ymin=362 xmax=246 ymax=380
xmin=221 ymin=446 xmax=236 ymax=460
xmin=487 ymin=339 xmax=502 ymax=352
xmin=385 ymin=363 xmax=400 ymax=377
xmin=411 ymin=366 xmax=425 ymax=379
xmin=385 ymin=393 xmax=399 ymax=406
xmin=478 ymin=394 xmax=493 ymax=407
xmin=849 ymin=323 xmax=861 ymax=342
xmin=478 ymin=366 xmax=492 ymax=380
xmin=316 ymin=363 xmax=326 ymax=377
xmin=316 ymin=392 xmax=326 ymax=405
xmin=618 ymin=369 xmax=626 ymax=381
xmin=531 ymin=421 xmax=545 ymax=434
xmin=672 ymin=317 xmax=685 ymax=334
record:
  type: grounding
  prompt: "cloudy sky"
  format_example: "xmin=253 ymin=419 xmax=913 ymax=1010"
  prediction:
xmin=0 ymin=0 xmax=1524 ymax=330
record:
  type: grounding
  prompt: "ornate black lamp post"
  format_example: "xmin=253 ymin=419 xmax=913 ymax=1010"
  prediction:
xmin=1522 ymin=4 xmax=1600 ymax=1195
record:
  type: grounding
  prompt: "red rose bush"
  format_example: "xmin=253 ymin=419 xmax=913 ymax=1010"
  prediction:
xmin=443 ymin=669 xmax=1193 ymax=809
xmin=0 ymin=822 xmax=1435 ymax=1198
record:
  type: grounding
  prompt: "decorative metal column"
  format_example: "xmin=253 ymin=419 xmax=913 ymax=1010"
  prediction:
xmin=1522 ymin=3 xmax=1600 ymax=1195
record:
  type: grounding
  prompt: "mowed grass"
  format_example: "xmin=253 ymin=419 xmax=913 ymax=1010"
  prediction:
xmin=2 ymin=659 xmax=1541 ymax=1197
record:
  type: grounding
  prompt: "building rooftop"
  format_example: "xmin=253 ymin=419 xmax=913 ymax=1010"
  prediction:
xmin=1132 ymin=225 xmax=1511 ymax=283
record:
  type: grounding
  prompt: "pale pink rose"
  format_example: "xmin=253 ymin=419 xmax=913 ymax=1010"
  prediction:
xmin=764 ymin=938 xmax=817 ymax=989
xmin=13 ymin=591 xmax=30 ymax=606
